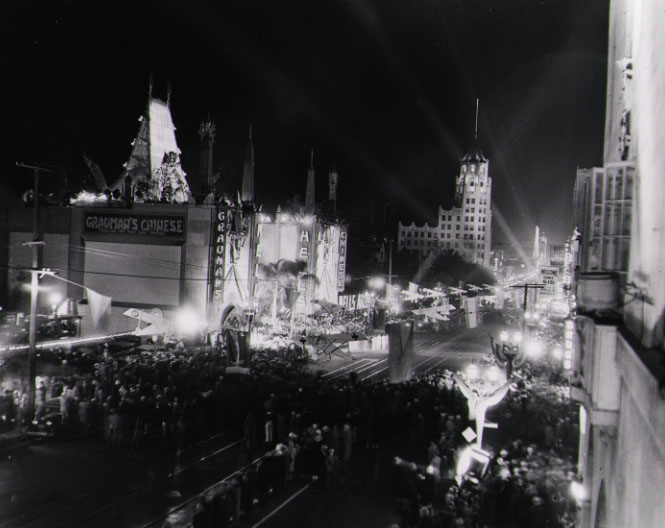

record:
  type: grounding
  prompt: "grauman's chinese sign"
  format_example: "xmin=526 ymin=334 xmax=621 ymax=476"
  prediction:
xmin=211 ymin=207 xmax=231 ymax=313
xmin=84 ymin=212 xmax=186 ymax=237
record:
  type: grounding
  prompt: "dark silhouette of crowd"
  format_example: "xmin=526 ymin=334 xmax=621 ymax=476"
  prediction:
xmin=1 ymin=338 xmax=580 ymax=527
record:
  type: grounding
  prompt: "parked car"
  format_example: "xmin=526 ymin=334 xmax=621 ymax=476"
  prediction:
xmin=25 ymin=398 xmax=62 ymax=437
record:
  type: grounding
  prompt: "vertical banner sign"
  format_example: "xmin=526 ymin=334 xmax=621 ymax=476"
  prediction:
xmin=211 ymin=206 xmax=230 ymax=315
xmin=337 ymin=227 xmax=348 ymax=292
xmin=298 ymin=224 xmax=312 ymax=262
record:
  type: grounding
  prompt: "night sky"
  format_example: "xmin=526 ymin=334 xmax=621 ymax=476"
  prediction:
xmin=0 ymin=0 xmax=608 ymax=245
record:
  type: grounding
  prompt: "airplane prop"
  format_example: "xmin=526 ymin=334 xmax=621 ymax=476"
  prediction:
xmin=123 ymin=308 xmax=174 ymax=337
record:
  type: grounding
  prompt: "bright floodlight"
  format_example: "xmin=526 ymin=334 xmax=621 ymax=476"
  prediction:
xmin=499 ymin=331 xmax=508 ymax=342
xmin=553 ymin=346 xmax=563 ymax=360
xmin=49 ymin=292 xmax=63 ymax=306
xmin=456 ymin=445 xmax=490 ymax=480
xmin=513 ymin=332 xmax=523 ymax=344
xmin=368 ymin=277 xmax=385 ymax=289
xmin=570 ymin=481 xmax=588 ymax=501
xmin=175 ymin=307 xmax=200 ymax=334
xmin=525 ymin=339 xmax=543 ymax=358
xmin=487 ymin=365 xmax=501 ymax=382
xmin=466 ymin=364 xmax=480 ymax=380
xmin=524 ymin=312 xmax=532 ymax=320
xmin=456 ymin=446 xmax=473 ymax=476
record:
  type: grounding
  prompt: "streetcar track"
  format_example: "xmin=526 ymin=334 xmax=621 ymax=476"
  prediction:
xmin=325 ymin=359 xmax=379 ymax=379
xmin=321 ymin=358 xmax=372 ymax=378
xmin=250 ymin=481 xmax=313 ymax=528
xmin=351 ymin=358 xmax=387 ymax=375
xmin=144 ymin=453 xmax=267 ymax=528
xmin=73 ymin=438 xmax=243 ymax=527
xmin=2 ymin=428 xmax=240 ymax=528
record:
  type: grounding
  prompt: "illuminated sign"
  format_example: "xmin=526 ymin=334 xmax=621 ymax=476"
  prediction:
xmin=299 ymin=227 xmax=311 ymax=261
xmin=337 ymin=228 xmax=348 ymax=291
xmin=211 ymin=207 xmax=231 ymax=313
xmin=84 ymin=212 xmax=185 ymax=237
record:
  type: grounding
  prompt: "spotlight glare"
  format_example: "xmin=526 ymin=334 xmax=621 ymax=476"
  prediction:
xmin=466 ymin=364 xmax=480 ymax=380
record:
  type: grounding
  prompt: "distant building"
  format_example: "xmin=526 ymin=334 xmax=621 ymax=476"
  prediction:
xmin=532 ymin=225 xmax=549 ymax=267
xmin=397 ymin=137 xmax=492 ymax=267
xmin=550 ymin=244 xmax=566 ymax=267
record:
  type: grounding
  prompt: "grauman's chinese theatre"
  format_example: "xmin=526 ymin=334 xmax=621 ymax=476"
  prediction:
xmin=1 ymin=91 xmax=347 ymax=338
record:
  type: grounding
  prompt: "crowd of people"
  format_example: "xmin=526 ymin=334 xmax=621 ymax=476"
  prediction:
xmin=0 ymin=320 xmax=581 ymax=527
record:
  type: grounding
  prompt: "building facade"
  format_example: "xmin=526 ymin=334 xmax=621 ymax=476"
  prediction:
xmin=397 ymin=141 xmax=492 ymax=267
xmin=1 ymin=91 xmax=347 ymax=339
xmin=571 ymin=1 xmax=665 ymax=527
xmin=573 ymin=162 xmax=634 ymax=278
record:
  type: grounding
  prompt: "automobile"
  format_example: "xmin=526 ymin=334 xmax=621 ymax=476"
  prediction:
xmin=26 ymin=411 xmax=64 ymax=437
xmin=25 ymin=398 xmax=63 ymax=437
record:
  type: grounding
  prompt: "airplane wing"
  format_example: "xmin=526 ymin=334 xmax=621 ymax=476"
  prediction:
xmin=435 ymin=304 xmax=455 ymax=315
xmin=134 ymin=322 xmax=173 ymax=336
xmin=123 ymin=308 xmax=173 ymax=335
xmin=468 ymin=285 xmax=481 ymax=292
xmin=413 ymin=307 xmax=450 ymax=321
xmin=422 ymin=287 xmax=446 ymax=298
xmin=401 ymin=290 xmax=425 ymax=301
xmin=449 ymin=287 xmax=467 ymax=295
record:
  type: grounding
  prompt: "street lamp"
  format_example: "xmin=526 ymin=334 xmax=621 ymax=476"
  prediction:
xmin=368 ymin=276 xmax=386 ymax=290
xmin=490 ymin=330 xmax=525 ymax=378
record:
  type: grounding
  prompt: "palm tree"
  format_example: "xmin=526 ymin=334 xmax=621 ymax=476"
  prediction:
xmin=256 ymin=259 xmax=319 ymax=334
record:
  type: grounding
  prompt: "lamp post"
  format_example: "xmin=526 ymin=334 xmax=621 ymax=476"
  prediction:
xmin=489 ymin=330 xmax=524 ymax=378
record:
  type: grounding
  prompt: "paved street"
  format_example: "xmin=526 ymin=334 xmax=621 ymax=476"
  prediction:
xmin=0 ymin=323 xmax=497 ymax=528
xmin=316 ymin=324 xmax=494 ymax=383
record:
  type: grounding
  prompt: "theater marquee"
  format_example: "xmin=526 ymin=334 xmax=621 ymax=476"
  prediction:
xmin=84 ymin=212 xmax=186 ymax=237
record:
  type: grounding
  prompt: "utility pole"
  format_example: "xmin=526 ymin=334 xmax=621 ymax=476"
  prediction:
xmin=511 ymin=282 xmax=545 ymax=330
xmin=16 ymin=162 xmax=52 ymax=423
